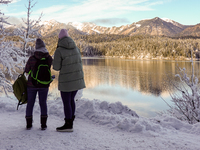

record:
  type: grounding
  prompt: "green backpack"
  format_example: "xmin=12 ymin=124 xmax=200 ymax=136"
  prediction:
xmin=12 ymin=72 xmax=28 ymax=110
xmin=29 ymin=56 xmax=53 ymax=88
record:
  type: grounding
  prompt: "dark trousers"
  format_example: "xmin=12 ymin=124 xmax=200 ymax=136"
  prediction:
xmin=26 ymin=87 xmax=49 ymax=117
xmin=60 ymin=90 xmax=78 ymax=119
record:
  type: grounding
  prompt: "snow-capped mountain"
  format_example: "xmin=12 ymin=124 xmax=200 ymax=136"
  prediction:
xmin=123 ymin=17 xmax=188 ymax=36
xmin=67 ymin=22 xmax=96 ymax=30
xmin=64 ymin=17 xmax=191 ymax=37
xmin=3 ymin=17 xmax=197 ymax=37
xmin=40 ymin=19 xmax=60 ymax=26
xmin=162 ymin=18 xmax=179 ymax=25
xmin=161 ymin=18 xmax=186 ymax=29
xmin=3 ymin=16 xmax=25 ymax=28
xmin=39 ymin=19 xmax=86 ymax=37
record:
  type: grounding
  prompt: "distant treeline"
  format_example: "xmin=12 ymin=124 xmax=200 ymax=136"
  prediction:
xmin=75 ymin=34 xmax=200 ymax=60
xmin=7 ymin=33 xmax=200 ymax=60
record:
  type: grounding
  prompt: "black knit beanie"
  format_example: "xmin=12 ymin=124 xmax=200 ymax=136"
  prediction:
xmin=35 ymin=38 xmax=45 ymax=49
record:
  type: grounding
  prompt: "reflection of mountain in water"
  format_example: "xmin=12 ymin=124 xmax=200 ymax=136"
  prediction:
xmin=17 ymin=58 xmax=200 ymax=98
xmin=80 ymin=58 xmax=200 ymax=97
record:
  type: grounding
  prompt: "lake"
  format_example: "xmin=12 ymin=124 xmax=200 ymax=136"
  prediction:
xmin=49 ymin=57 xmax=200 ymax=117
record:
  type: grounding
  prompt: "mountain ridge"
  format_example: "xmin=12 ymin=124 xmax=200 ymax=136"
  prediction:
xmin=42 ymin=17 xmax=197 ymax=37
xmin=4 ymin=17 xmax=199 ymax=37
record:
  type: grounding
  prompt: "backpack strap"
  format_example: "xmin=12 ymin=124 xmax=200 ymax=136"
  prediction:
xmin=18 ymin=71 xmax=26 ymax=78
xmin=17 ymin=99 xmax=23 ymax=110
xmin=29 ymin=56 xmax=48 ymax=76
xmin=33 ymin=55 xmax=49 ymax=61
xmin=29 ymin=56 xmax=52 ymax=85
xmin=17 ymin=98 xmax=27 ymax=110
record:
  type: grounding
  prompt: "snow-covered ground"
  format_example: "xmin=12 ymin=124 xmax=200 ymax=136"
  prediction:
xmin=1 ymin=91 xmax=200 ymax=150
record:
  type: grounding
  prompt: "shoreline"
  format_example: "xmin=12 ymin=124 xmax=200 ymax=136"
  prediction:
xmin=82 ymin=55 xmax=199 ymax=62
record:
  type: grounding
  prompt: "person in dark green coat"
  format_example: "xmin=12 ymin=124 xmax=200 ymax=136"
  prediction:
xmin=53 ymin=29 xmax=86 ymax=132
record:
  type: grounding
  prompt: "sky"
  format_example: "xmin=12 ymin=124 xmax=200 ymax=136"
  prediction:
xmin=0 ymin=0 xmax=199 ymax=27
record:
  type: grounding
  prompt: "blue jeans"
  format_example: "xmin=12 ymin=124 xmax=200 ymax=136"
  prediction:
xmin=60 ymin=90 xmax=78 ymax=119
xmin=26 ymin=87 xmax=49 ymax=117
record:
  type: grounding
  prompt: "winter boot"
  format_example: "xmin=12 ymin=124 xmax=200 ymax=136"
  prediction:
xmin=56 ymin=118 xmax=73 ymax=132
xmin=41 ymin=115 xmax=48 ymax=130
xmin=72 ymin=115 xmax=75 ymax=121
xmin=25 ymin=116 xmax=32 ymax=130
xmin=71 ymin=115 xmax=75 ymax=127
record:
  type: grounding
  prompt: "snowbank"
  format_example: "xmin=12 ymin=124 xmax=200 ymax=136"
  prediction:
xmin=1 ymin=93 xmax=200 ymax=135
xmin=1 ymin=90 xmax=200 ymax=150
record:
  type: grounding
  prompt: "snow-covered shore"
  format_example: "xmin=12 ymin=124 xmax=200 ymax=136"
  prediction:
xmin=0 ymin=94 xmax=200 ymax=150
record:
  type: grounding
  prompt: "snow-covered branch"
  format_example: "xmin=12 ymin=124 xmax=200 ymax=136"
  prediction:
xmin=0 ymin=0 xmax=12 ymax=4
xmin=14 ymin=0 xmax=43 ymax=63
xmin=165 ymin=52 xmax=200 ymax=124
xmin=0 ymin=0 xmax=18 ymax=94
xmin=0 ymin=0 xmax=43 ymax=95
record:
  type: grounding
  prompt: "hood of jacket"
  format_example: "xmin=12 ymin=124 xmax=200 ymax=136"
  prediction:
xmin=34 ymin=51 xmax=50 ymax=60
xmin=35 ymin=47 xmax=48 ymax=53
xmin=57 ymin=37 xmax=76 ymax=49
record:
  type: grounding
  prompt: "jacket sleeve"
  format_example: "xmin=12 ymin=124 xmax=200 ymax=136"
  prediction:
xmin=53 ymin=49 xmax=62 ymax=71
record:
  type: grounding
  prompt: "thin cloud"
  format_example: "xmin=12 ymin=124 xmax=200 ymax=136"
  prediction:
xmin=146 ymin=1 xmax=164 ymax=6
xmin=116 ymin=6 xmax=153 ymax=11
xmin=41 ymin=0 xmax=163 ymax=23
xmin=93 ymin=18 xmax=130 ymax=26
xmin=7 ymin=11 xmax=26 ymax=17
xmin=5 ymin=0 xmax=166 ymax=25
xmin=11 ymin=0 xmax=21 ymax=3
xmin=34 ymin=5 xmax=66 ymax=15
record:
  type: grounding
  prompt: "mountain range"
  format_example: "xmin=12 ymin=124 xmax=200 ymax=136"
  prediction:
xmin=4 ymin=17 xmax=200 ymax=38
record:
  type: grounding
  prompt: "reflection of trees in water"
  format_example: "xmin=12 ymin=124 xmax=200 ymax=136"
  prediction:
xmin=149 ymin=87 xmax=162 ymax=96
xmin=5 ymin=59 xmax=200 ymax=98
xmin=82 ymin=58 xmax=171 ymax=96
xmin=82 ymin=58 xmax=200 ymax=97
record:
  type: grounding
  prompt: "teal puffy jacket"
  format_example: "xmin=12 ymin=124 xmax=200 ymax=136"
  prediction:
xmin=53 ymin=36 xmax=86 ymax=92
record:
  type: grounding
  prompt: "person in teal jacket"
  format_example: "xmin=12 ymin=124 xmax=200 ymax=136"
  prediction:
xmin=53 ymin=29 xmax=86 ymax=132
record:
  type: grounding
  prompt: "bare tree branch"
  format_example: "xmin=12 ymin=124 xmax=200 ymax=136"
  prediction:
xmin=163 ymin=50 xmax=200 ymax=124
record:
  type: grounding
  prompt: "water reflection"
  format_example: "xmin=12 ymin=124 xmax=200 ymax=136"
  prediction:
xmin=5 ymin=57 xmax=200 ymax=117
xmin=48 ymin=58 xmax=200 ymax=117
xmin=82 ymin=58 xmax=200 ymax=95
xmin=82 ymin=58 xmax=173 ymax=96
xmin=80 ymin=58 xmax=200 ymax=117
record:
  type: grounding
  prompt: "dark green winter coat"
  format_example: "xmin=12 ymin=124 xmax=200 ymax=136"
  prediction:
xmin=53 ymin=36 xmax=86 ymax=92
